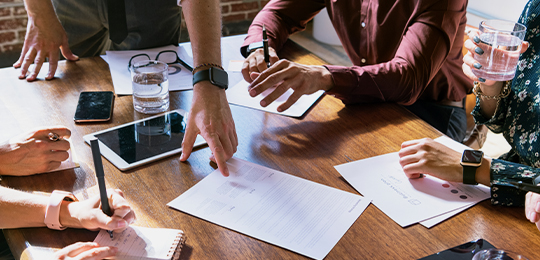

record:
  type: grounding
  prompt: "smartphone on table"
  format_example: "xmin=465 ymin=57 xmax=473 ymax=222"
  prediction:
xmin=74 ymin=91 xmax=115 ymax=122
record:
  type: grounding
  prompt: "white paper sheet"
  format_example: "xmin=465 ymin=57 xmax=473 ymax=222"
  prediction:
xmin=106 ymin=45 xmax=194 ymax=95
xmin=227 ymin=80 xmax=325 ymax=118
xmin=168 ymin=157 xmax=370 ymax=260
xmin=335 ymin=136 xmax=490 ymax=227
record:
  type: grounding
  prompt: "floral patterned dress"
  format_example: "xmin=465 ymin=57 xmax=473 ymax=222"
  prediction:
xmin=473 ymin=0 xmax=540 ymax=207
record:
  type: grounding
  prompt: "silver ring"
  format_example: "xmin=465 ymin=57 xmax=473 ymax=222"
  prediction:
xmin=48 ymin=132 xmax=60 ymax=142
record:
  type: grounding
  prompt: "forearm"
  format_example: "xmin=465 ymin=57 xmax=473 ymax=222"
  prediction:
xmin=476 ymin=157 xmax=492 ymax=187
xmin=243 ymin=0 xmax=325 ymax=53
xmin=0 ymin=187 xmax=48 ymax=228
xmin=475 ymin=81 xmax=504 ymax=119
xmin=181 ymin=0 xmax=222 ymax=67
xmin=23 ymin=0 xmax=57 ymax=21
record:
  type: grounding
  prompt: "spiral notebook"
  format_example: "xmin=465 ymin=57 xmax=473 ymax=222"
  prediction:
xmin=93 ymin=226 xmax=186 ymax=260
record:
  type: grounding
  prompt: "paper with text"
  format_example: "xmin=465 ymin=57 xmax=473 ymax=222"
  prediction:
xmin=93 ymin=226 xmax=184 ymax=260
xmin=106 ymin=45 xmax=194 ymax=95
xmin=335 ymin=136 xmax=490 ymax=227
xmin=168 ymin=157 xmax=369 ymax=260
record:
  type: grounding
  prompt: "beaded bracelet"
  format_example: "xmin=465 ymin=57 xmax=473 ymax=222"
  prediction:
xmin=192 ymin=63 xmax=224 ymax=74
xmin=473 ymin=80 xmax=511 ymax=100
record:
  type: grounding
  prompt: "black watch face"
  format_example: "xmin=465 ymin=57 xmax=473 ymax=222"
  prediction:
xmin=462 ymin=150 xmax=483 ymax=164
xmin=209 ymin=67 xmax=229 ymax=89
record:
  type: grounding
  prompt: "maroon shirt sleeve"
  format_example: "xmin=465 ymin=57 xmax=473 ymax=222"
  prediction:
xmin=243 ymin=0 xmax=470 ymax=105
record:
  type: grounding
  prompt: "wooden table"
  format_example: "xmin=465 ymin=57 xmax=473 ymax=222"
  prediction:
xmin=2 ymin=39 xmax=539 ymax=260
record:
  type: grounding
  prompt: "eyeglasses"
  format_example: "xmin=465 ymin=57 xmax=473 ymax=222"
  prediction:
xmin=128 ymin=50 xmax=193 ymax=74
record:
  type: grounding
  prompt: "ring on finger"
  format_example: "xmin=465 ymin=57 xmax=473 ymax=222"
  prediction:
xmin=48 ymin=132 xmax=61 ymax=142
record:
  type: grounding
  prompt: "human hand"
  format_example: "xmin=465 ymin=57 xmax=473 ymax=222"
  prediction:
xmin=52 ymin=242 xmax=117 ymax=260
xmin=462 ymin=29 xmax=528 ymax=87
xmin=66 ymin=189 xmax=136 ymax=231
xmin=241 ymin=47 xmax=279 ymax=83
xmin=398 ymin=138 xmax=463 ymax=182
xmin=525 ymin=191 xmax=540 ymax=231
xmin=0 ymin=126 xmax=71 ymax=176
xmin=180 ymin=81 xmax=238 ymax=177
xmin=13 ymin=9 xmax=78 ymax=81
xmin=246 ymin=59 xmax=334 ymax=112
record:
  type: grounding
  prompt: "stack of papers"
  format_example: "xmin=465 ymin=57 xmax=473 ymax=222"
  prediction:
xmin=168 ymin=157 xmax=370 ymax=259
xmin=335 ymin=136 xmax=491 ymax=228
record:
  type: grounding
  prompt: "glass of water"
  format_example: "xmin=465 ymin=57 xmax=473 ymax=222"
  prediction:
xmin=131 ymin=60 xmax=169 ymax=114
xmin=472 ymin=19 xmax=526 ymax=81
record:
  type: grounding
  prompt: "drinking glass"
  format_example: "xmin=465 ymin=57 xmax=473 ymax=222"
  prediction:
xmin=472 ymin=249 xmax=529 ymax=260
xmin=131 ymin=60 xmax=169 ymax=114
xmin=472 ymin=19 xmax=526 ymax=81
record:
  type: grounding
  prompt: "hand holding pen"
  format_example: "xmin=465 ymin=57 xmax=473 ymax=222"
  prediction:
xmin=241 ymin=24 xmax=279 ymax=83
xmin=88 ymin=137 xmax=136 ymax=237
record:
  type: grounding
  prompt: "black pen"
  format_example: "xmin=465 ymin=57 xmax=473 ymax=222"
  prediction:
xmin=263 ymin=24 xmax=270 ymax=68
xmin=90 ymin=137 xmax=114 ymax=239
xmin=509 ymin=181 xmax=540 ymax=194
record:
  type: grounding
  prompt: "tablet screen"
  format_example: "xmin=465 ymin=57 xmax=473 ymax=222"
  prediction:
xmin=95 ymin=112 xmax=186 ymax=164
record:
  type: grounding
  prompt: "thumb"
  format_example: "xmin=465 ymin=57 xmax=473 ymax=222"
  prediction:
xmin=250 ymin=71 xmax=260 ymax=80
xmin=59 ymin=37 xmax=79 ymax=61
xmin=95 ymin=212 xmax=128 ymax=231
xmin=521 ymin=41 xmax=529 ymax=54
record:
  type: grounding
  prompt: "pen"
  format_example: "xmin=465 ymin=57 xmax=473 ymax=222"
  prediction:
xmin=90 ymin=137 xmax=114 ymax=239
xmin=509 ymin=181 xmax=540 ymax=194
xmin=263 ymin=24 xmax=270 ymax=68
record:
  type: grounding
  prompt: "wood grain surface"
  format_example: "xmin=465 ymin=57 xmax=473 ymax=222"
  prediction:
xmin=1 ymin=40 xmax=539 ymax=260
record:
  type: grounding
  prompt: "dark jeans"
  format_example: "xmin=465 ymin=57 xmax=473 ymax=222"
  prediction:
xmin=0 ymin=233 xmax=14 ymax=260
xmin=404 ymin=99 xmax=467 ymax=143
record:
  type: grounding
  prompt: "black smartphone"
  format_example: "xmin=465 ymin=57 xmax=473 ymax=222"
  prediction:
xmin=418 ymin=239 xmax=496 ymax=260
xmin=74 ymin=91 xmax=114 ymax=122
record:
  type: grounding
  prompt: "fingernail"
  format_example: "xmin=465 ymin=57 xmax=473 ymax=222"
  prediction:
xmin=475 ymin=47 xmax=484 ymax=55
xmin=473 ymin=36 xmax=480 ymax=43
xmin=116 ymin=220 xmax=127 ymax=228
xmin=478 ymin=78 xmax=486 ymax=82
xmin=260 ymin=100 xmax=266 ymax=106
xmin=473 ymin=63 xmax=482 ymax=69
xmin=249 ymin=90 xmax=256 ymax=97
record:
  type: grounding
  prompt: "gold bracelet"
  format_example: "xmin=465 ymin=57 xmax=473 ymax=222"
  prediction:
xmin=473 ymin=80 xmax=511 ymax=100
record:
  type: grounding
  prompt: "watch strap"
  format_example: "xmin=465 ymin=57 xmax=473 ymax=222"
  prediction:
xmin=241 ymin=41 xmax=264 ymax=58
xmin=463 ymin=166 xmax=478 ymax=185
xmin=44 ymin=190 xmax=78 ymax=230
xmin=192 ymin=67 xmax=228 ymax=90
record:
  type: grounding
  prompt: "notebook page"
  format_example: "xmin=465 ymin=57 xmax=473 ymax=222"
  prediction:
xmin=94 ymin=226 xmax=184 ymax=260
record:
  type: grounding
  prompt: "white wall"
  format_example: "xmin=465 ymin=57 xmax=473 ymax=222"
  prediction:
xmin=467 ymin=0 xmax=529 ymax=26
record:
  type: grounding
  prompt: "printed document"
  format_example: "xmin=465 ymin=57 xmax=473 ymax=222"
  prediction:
xmin=168 ymin=157 xmax=370 ymax=260
xmin=335 ymin=136 xmax=490 ymax=227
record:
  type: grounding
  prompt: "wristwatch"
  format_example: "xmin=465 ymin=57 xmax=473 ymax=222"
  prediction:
xmin=192 ymin=67 xmax=229 ymax=90
xmin=460 ymin=149 xmax=484 ymax=185
xmin=44 ymin=190 xmax=78 ymax=230
xmin=241 ymin=41 xmax=264 ymax=58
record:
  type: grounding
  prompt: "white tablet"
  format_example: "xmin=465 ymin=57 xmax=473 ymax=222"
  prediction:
xmin=83 ymin=109 xmax=206 ymax=171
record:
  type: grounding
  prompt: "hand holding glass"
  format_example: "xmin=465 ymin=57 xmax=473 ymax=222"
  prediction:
xmin=472 ymin=20 xmax=526 ymax=81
